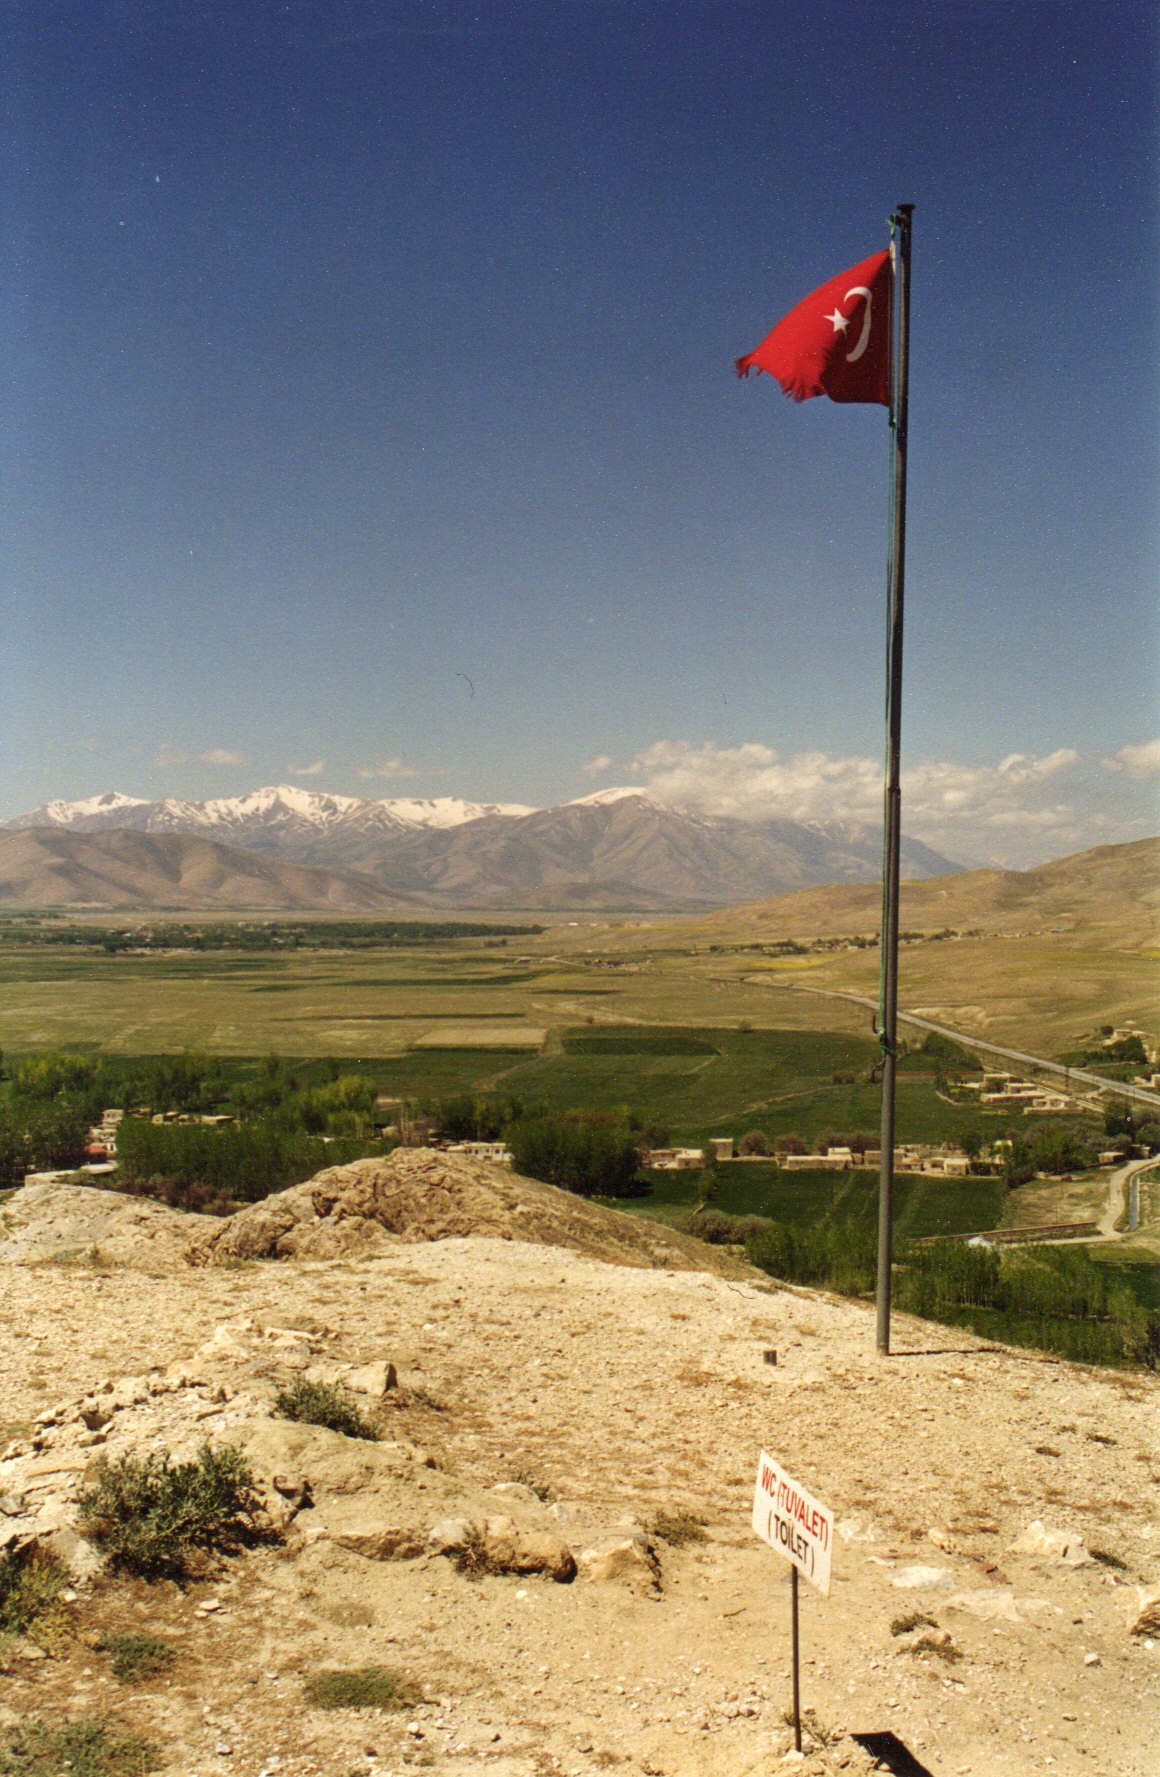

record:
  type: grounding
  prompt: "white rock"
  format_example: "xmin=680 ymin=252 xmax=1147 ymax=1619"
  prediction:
xmin=890 ymin=1565 xmax=954 ymax=1589
xmin=837 ymin=1516 xmax=882 ymax=1544
xmin=331 ymin=1524 xmax=425 ymax=1561
xmin=345 ymin=1359 xmax=398 ymax=1397
xmin=944 ymin=1590 xmax=1051 ymax=1623
xmin=1008 ymin=1520 xmax=1091 ymax=1565
xmin=1131 ymin=1586 xmax=1160 ymax=1637
xmin=578 ymin=1536 xmax=658 ymax=1592
xmin=427 ymin=1517 xmax=472 ymax=1553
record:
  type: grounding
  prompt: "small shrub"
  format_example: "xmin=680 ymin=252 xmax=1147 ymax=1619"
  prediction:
xmin=891 ymin=1611 xmax=937 ymax=1636
xmin=0 ymin=1545 xmax=68 ymax=1641
xmin=0 ymin=1715 xmax=160 ymax=1776
xmin=512 ymin=1469 xmax=553 ymax=1502
xmin=451 ymin=1523 xmax=521 ymax=1578
xmin=303 ymin=1666 xmax=420 ymax=1711
xmin=103 ymin=1632 xmax=175 ymax=1684
xmin=77 ymin=1443 xmax=267 ymax=1579
xmin=647 ymin=1508 xmax=707 ymax=1547
xmin=405 ymin=1384 xmax=446 ymax=1413
xmin=275 ymin=1379 xmax=379 ymax=1441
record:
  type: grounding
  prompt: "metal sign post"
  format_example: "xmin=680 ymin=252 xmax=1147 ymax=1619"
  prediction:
xmin=790 ymin=1564 xmax=801 ymax=1750
xmin=752 ymin=1450 xmax=834 ymax=1755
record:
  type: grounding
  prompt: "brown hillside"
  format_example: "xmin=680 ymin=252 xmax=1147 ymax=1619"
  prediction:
xmin=691 ymin=836 xmax=1160 ymax=949
xmin=0 ymin=827 xmax=414 ymax=911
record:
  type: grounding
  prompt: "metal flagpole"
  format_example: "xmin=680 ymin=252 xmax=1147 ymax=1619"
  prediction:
xmin=876 ymin=202 xmax=913 ymax=1357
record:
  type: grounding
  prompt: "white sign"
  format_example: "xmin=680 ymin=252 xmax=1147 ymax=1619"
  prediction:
xmin=752 ymin=1450 xmax=833 ymax=1596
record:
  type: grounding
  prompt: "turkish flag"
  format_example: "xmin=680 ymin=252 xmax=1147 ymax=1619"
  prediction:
xmin=735 ymin=249 xmax=891 ymax=405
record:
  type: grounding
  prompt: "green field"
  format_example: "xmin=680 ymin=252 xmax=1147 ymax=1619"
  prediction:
xmin=0 ymin=924 xmax=1111 ymax=1167
xmin=619 ymin=1164 xmax=1004 ymax=1240
xmin=0 ymin=919 xmax=1084 ymax=1165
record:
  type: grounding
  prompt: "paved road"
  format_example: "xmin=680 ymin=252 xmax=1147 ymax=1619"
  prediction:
xmin=753 ymin=979 xmax=1160 ymax=1112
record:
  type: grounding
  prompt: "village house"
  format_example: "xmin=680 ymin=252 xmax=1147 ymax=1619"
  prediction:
xmin=646 ymin=1147 xmax=705 ymax=1171
xmin=444 ymin=1141 xmax=513 ymax=1166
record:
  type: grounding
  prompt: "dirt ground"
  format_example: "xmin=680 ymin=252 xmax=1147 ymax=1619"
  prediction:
xmin=1 ymin=1162 xmax=1158 ymax=1777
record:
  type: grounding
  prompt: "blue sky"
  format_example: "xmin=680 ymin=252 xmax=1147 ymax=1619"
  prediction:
xmin=2 ymin=0 xmax=1157 ymax=867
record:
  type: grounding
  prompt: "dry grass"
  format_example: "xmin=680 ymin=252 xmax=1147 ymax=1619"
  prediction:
xmin=646 ymin=1508 xmax=708 ymax=1547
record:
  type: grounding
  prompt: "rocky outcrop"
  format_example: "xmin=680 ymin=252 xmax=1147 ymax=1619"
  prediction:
xmin=184 ymin=1147 xmax=742 ymax=1272
xmin=0 ymin=1176 xmax=190 ymax=1269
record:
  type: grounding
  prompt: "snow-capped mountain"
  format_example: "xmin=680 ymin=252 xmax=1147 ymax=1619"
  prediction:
xmin=7 ymin=785 xmax=537 ymax=857
xmin=3 ymin=784 xmax=960 ymax=908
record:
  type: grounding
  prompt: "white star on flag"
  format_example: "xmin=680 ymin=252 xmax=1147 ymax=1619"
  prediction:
xmin=825 ymin=307 xmax=850 ymax=334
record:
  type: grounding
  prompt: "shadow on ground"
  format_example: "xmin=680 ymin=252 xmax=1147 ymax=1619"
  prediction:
xmin=852 ymin=1730 xmax=936 ymax=1776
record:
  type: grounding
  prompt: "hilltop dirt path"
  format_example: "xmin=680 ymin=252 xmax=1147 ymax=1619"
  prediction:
xmin=0 ymin=1165 xmax=1157 ymax=1777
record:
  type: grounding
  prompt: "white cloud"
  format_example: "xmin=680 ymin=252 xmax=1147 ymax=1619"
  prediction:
xmin=994 ymin=749 xmax=1080 ymax=782
xmin=154 ymin=743 xmax=187 ymax=768
xmin=199 ymin=748 xmax=246 ymax=766
xmin=631 ymin=739 xmax=1156 ymax=868
xmin=356 ymin=757 xmax=418 ymax=781
xmin=289 ymin=759 xmax=327 ymax=777
xmin=579 ymin=754 xmax=614 ymax=779
xmin=1102 ymin=738 xmax=1160 ymax=781
xmin=633 ymin=740 xmax=881 ymax=825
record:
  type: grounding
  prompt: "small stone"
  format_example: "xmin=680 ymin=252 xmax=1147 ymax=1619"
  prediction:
xmin=579 ymin=1535 xmax=659 ymax=1593
xmin=330 ymin=1525 xmax=425 ymax=1561
xmin=1131 ymin=1586 xmax=1160 ymax=1637
xmin=427 ymin=1517 xmax=471 ymax=1553
xmin=346 ymin=1360 xmax=398 ymax=1397
xmin=890 ymin=1565 xmax=953 ymax=1590
xmin=1008 ymin=1521 xmax=1090 ymax=1565
xmin=1083 ymin=1652 xmax=1100 ymax=1667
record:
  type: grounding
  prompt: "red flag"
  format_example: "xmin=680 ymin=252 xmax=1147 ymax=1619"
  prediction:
xmin=735 ymin=249 xmax=891 ymax=405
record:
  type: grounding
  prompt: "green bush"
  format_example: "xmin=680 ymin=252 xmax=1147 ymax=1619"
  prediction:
xmin=77 ymin=1443 xmax=267 ymax=1579
xmin=0 ymin=1716 xmax=159 ymax=1777
xmin=274 ymin=1379 xmax=378 ymax=1441
xmin=302 ymin=1666 xmax=420 ymax=1711
xmin=0 ymin=1545 xmax=67 ymax=1640
xmin=677 ymin=1209 xmax=771 ymax=1245
xmin=103 ymin=1633 xmax=175 ymax=1684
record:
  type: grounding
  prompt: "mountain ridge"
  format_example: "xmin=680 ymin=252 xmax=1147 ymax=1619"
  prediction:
xmin=0 ymin=785 xmax=960 ymax=910
xmin=0 ymin=828 xmax=415 ymax=912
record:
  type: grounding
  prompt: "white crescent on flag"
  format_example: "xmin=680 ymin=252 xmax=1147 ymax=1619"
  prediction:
xmin=844 ymin=285 xmax=874 ymax=362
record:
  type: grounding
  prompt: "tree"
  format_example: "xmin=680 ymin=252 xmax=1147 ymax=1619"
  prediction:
xmin=506 ymin=1115 xmax=641 ymax=1198
xmin=1105 ymin=1098 xmax=1134 ymax=1139
xmin=960 ymin=1126 xmax=985 ymax=1161
xmin=738 ymin=1130 xmax=770 ymax=1156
